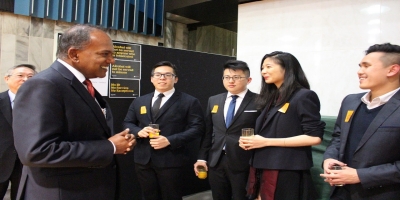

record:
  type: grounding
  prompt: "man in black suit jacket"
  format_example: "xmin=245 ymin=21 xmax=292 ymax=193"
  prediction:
xmin=194 ymin=60 xmax=260 ymax=200
xmin=321 ymin=43 xmax=400 ymax=199
xmin=13 ymin=24 xmax=135 ymax=200
xmin=123 ymin=61 xmax=204 ymax=200
xmin=0 ymin=64 xmax=36 ymax=200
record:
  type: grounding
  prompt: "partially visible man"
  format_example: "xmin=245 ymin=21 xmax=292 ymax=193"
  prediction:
xmin=123 ymin=61 xmax=204 ymax=200
xmin=0 ymin=64 xmax=36 ymax=200
xmin=13 ymin=24 xmax=135 ymax=200
xmin=321 ymin=43 xmax=400 ymax=199
xmin=194 ymin=60 xmax=260 ymax=200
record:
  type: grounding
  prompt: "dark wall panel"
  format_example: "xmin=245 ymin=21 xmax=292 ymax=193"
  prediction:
xmin=108 ymin=44 xmax=234 ymax=200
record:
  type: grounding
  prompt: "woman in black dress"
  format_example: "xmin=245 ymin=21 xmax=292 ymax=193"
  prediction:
xmin=239 ymin=51 xmax=325 ymax=200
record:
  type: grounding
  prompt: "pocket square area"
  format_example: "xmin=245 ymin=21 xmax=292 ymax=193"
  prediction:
xmin=244 ymin=110 xmax=257 ymax=112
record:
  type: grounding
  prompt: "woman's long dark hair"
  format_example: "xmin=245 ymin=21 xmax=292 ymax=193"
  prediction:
xmin=256 ymin=51 xmax=310 ymax=109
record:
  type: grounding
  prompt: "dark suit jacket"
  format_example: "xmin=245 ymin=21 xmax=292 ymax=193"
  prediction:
xmin=123 ymin=91 xmax=204 ymax=167
xmin=0 ymin=91 xmax=20 ymax=182
xmin=324 ymin=90 xmax=400 ymax=199
xmin=197 ymin=90 xmax=260 ymax=171
xmin=252 ymin=88 xmax=325 ymax=170
xmin=13 ymin=61 xmax=117 ymax=200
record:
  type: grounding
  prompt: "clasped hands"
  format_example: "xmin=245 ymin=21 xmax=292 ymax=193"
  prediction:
xmin=108 ymin=128 xmax=136 ymax=154
xmin=320 ymin=158 xmax=360 ymax=186
xmin=138 ymin=126 xmax=170 ymax=149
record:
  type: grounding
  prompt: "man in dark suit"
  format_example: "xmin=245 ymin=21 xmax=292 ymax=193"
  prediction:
xmin=123 ymin=61 xmax=204 ymax=200
xmin=321 ymin=43 xmax=400 ymax=199
xmin=12 ymin=24 xmax=135 ymax=200
xmin=194 ymin=60 xmax=260 ymax=200
xmin=1 ymin=64 xmax=36 ymax=200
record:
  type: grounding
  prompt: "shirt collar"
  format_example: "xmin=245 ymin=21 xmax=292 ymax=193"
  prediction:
xmin=361 ymin=87 xmax=400 ymax=107
xmin=227 ymin=89 xmax=248 ymax=99
xmin=154 ymin=88 xmax=175 ymax=98
xmin=8 ymin=90 xmax=16 ymax=103
xmin=57 ymin=59 xmax=86 ymax=83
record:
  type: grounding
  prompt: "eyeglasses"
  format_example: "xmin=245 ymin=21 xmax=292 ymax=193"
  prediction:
xmin=222 ymin=76 xmax=247 ymax=81
xmin=8 ymin=74 xmax=34 ymax=79
xmin=152 ymin=73 xmax=176 ymax=79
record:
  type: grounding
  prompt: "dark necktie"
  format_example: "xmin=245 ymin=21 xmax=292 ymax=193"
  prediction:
xmin=152 ymin=93 xmax=164 ymax=118
xmin=83 ymin=79 xmax=95 ymax=98
xmin=226 ymin=95 xmax=238 ymax=128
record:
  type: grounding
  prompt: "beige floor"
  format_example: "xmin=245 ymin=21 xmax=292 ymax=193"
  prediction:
xmin=183 ymin=190 xmax=213 ymax=200
xmin=4 ymin=188 xmax=11 ymax=200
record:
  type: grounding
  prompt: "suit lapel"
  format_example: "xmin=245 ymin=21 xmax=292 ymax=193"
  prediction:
xmin=217 ymin=93 xmax=227 ymax=128
xmin=340 ymin=98 xmax=363 ymax=154
xmin=144 ymin=93 xmax=154 ymax=122
xmin=228 ymin=91 xmax=254 ymax=129
xmin=355 ymin=91 xmax=400 ymax=153
xmin=52 ymin=62 xmax=110 ymax=133
xmin=260 ymin=106 xmax=279 ymax=132
xmin=153 ymin=91 xmax=180 ymax=121
xmin=0 ymin=91 xmax=12 ymax=126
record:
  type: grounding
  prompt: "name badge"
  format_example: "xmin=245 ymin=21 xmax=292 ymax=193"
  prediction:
xmin=278 ymin=103 xmax=290 ymax=113
xmin=140 ymin=106 xmax=147 ymax=114
xmin=211 ymin=105 xmax=218 ymax=113
xmin=345 ymin=110 xmax=354 ymax=122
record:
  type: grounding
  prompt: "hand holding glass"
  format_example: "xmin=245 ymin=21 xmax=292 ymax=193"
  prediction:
xmin=148 ymin=124 xmax=160 ymax=138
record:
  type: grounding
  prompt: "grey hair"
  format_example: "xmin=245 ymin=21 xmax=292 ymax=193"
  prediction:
xmin=5 ymin=64 xmax=37 ymax=76
xmin=56 ymin=24 xmax=106 ymax=59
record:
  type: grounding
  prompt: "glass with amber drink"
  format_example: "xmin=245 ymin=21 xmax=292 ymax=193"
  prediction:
xmin=241 ymin=128 xmax=254 ymax=137
xmin=197 ymin=166 xmax=207 ymax=179
xmin=148 ymin=124 xmax=160 ymax=138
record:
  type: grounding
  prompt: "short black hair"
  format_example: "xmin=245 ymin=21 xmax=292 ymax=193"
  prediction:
xmin=365 ymin=43 xmax=400 ymax=66
xmin=6 ymin=64 xmax=37 ymax=76
xmin=151 ymin=61 xmax=178 ymax=77
xmin=223 ymin=60 xmax=250 ymax=77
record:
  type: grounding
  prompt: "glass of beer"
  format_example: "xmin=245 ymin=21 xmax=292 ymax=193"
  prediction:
xmin=148 ymin=124 xmax=159 ymax=138
xmin=197 ymin=166 xmax=207 ymax=179
xmin=241 ymin=128 xmax=254 ymax=137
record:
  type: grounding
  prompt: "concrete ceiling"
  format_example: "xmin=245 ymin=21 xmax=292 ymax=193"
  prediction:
xmin=164 ymin=0 xmax=260 ymax=32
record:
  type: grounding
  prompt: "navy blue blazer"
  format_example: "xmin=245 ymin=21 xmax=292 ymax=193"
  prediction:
xmin=324 ymin=90 xmax=400 ymax=199
xmin=123 ymin=90 xmax=204 ymax=168
xmin=13 ymin=61 xmax=116 ymax=200
xmin=251 ymin=88 xmax=325 ymax=170
xmin=198 ymin=90 xmax=260 ymax=171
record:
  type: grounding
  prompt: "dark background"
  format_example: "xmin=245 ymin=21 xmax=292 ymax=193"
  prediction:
xmin=105 ymin=43 xmax=235 ymax=200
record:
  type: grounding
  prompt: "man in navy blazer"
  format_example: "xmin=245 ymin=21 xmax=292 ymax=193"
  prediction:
xmin=123 ymin=61 xmax=204 ymax=200
xmin=194 ymin=60 xmax=260 ymax=200
xmin=0 ymin=64 xmax=36 ymax=200
xmin=321 ymin=43 xmax=400 ymax=199
xmin=13 ymin=24 xmax=135 ymax=200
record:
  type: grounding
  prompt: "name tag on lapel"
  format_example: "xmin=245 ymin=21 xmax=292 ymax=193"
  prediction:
xmin=211 ymin=105 xmax=218 ymax=113
xmin=345 ymin=110 xmax=354 ymax=122
xmin=140 ymin=106 xmax=147 ymax=114
xmin=278 ymin=103 xmax=290 ymax=113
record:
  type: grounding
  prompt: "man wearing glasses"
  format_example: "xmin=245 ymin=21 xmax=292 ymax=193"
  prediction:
xmin=194 ymin=60 xmax=260 ymax=200
xmin=124 ymin=61 xmax=204 ymax=200
xmin=0 ymin=64 xmax=36 ymax=200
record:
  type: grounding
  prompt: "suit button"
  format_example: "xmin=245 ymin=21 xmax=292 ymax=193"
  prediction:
xmin=113 ymin=165 xmax=117 ymax=169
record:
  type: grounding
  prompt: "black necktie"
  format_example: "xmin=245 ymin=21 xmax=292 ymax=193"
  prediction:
xmin=226 ymin=95 xmax=238 ymax=128
xmin=152 ymin=93 xmax=164 ymax=118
